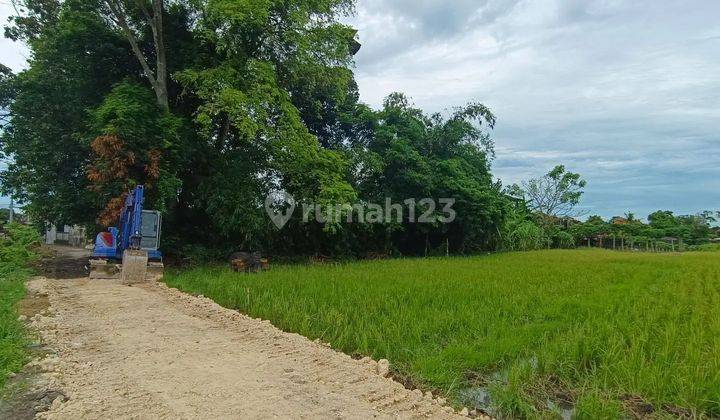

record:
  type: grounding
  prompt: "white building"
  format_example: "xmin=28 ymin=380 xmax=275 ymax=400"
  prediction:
xmin=45 ymin=225 xmax=86 ymax=247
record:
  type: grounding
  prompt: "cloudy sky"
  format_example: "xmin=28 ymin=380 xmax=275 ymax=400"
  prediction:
xmin=1 ymin=1 xmax=718 ymax=220
xmin=344 ymin=0 xmax=720 ymax=220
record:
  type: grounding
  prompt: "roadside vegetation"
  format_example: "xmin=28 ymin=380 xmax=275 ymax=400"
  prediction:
xmin=166 ymin=249 xmax=720 ymax=418
xmin=0 ymin=224 xmax=40 ymax=389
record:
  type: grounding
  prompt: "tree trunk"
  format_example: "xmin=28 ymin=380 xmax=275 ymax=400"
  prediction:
xmin=151 ymin=0 xmax=169 ymax=111
xmin=105 ymin=0 xmax=169 ymax=111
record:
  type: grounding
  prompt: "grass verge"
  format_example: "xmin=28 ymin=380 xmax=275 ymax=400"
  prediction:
xmin=0 ymin=224 xmax=40 ymax=389
xmin=165 ymin=249 xmax=720 ymax=418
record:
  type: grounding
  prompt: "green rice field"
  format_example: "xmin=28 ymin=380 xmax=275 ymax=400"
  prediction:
xmin=165 ymin=249 xmax=720 ymax=418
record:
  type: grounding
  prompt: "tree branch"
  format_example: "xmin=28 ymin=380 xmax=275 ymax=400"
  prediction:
xmin=152 ymin=0 xmax=169 ymax=110
xmin=103 ymin=0 xmax=158 ymax=89
xmin=103 ymin=0 xmax=168 ymax=110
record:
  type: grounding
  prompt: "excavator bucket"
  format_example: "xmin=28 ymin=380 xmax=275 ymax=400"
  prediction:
xmin=121 ymin=249 xmax=149 ymax=284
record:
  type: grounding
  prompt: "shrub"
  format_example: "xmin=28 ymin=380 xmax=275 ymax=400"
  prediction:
xmin=507 ymin=221 xmax=546 ymax=251
xmin=554 ymin=231 xmax=576 ymax=249
xmin=0 ymin=223 xmax=41 ymax=389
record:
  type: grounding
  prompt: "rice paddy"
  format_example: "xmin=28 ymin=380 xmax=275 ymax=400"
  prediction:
xmin=165 ymin=249 xmax=720 ymax=418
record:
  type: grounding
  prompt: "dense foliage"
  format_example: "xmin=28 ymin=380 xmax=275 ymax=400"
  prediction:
xmin=502 ymin=208 xmax=719 ymax=252
xmin=0 ymin=0 xmax=510 ymax=258
xmin=0 ymin=223 xmax=41 ymax=388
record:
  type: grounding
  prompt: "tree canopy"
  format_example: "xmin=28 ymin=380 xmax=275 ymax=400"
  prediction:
xmin=0 ymin=0 xmax=511 ymax=258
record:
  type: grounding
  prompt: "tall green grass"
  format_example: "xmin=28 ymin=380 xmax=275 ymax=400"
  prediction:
xmin=687 ymin=243 xmax=720 ymax=252
xmin=0 ymin=224 xmax=40 ymax=389
xmin=166 ymin=250 xmax=720 ymax=418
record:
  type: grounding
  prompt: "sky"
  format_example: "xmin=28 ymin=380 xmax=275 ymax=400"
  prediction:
xmin=344 ymin=0 xmax=720 ymax=220
xmin=1 ymin=1 xmax=28 ymax=211
xmin=0 ymin=1 xmax=718 ymax=220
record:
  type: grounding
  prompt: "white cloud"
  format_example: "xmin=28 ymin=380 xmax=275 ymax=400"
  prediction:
xmin=346 ymin=0 xmax=720 ymax=219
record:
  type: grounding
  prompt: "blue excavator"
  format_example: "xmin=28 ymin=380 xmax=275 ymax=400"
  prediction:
xmin=90 ymin=185 xmax=164 ymax=282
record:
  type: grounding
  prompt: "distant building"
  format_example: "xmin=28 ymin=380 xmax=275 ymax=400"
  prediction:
xmin=45 ymin=224 xmax=86 ymax=248
xmin=545 ymin=215 xmax=580 ymax=229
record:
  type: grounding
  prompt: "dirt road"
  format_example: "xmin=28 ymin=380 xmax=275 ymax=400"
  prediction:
xmin=24 ymin=275 xmax=468 ymax=419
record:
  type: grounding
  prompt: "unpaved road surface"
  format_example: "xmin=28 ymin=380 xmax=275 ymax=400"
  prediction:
xmin=25 ymin=276 xmax=467 ymax=419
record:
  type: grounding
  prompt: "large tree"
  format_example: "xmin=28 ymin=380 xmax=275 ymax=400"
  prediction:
xmin=346 ymin=93 xmax=505 ymax=254
xmin=1 ymin=0 xmax=137 ymax=225
xmin=168 ymin=0 xmax=360 ymax=250
xmin=508 ymin=165 xmax=587 ymax=228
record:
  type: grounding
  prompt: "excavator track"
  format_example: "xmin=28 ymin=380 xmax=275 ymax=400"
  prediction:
xmin=89 ymin=254 xmax=164 ymax=283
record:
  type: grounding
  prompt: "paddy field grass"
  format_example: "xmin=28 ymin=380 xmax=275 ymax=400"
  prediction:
xmin=165 ymin=249 xmax=720 ymax=418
